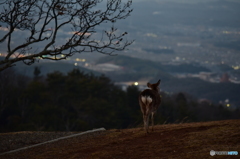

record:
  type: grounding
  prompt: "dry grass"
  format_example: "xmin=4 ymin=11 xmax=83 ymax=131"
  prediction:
xmin=1 ymin=119 xmax=240 ymax=159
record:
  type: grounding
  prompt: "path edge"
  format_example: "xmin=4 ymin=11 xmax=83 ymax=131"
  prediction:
xmin=0 ymin=127 xmax=106 ymax=156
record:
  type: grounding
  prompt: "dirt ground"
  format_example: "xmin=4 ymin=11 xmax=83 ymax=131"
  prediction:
xmin=0 ymin=119 xmax=240 ymax=159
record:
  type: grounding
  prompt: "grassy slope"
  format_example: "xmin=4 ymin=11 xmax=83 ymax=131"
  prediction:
xmin=1 ymin=119 xmax=240 ymax=159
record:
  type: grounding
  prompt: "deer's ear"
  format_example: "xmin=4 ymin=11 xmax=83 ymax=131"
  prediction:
xmin=147 ymin=82 xmax=151 ymax=88
xmin=157 ymin=79 xmax=161 ymax=86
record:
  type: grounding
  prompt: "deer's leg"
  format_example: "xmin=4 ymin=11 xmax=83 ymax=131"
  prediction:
xmin=151 ymin=112 xmax=155 ymax=131
xmin=143 ymin=115 xmax=146 ymax=132
xmin=146 ymin=114 xmax=150 ymax=133
xmin=143 ymin=114 xmax=149 ymax=133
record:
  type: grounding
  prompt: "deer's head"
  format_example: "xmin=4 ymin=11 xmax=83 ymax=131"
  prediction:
xmin=147 ymin=79 xmax=161 ymax=92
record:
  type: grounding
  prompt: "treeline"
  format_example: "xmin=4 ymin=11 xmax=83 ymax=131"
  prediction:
xmin=0 ymin=68 xmax=142 ymax=132
xmin=0 ymin=68 xmax=239 ymax=132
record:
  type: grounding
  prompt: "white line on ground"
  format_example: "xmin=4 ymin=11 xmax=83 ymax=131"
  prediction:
xmin=0 ymin=127 xmax=106 ymax=156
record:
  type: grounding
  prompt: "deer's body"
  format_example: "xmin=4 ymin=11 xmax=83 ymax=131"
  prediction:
xmin=139 ymin=80 xmax=161 ymax=133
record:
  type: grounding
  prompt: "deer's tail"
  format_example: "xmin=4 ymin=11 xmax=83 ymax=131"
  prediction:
xmin=141 ymin=96 xmax=152 ymax=105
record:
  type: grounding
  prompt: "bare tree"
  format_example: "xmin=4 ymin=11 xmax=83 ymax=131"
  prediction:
xmin=0 ymin=0 xmax=133 ymax=71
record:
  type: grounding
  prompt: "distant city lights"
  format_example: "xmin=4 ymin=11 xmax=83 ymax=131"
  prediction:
xmin=222 ymin=31 xmax=240 ymax=34
xmin=232 ymin=66 xmax=240 ymax=70
xmin=223 ymin=31 xmax=230 ymax=34
xmin=75 ymin=58 xmax=86 ymax=62
xmin=134 ymin=82 xmax=139 ymax=86
xmin=145 ymin=33 xmax=157 ymax=38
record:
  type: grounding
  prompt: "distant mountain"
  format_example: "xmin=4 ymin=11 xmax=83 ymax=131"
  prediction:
xmin=96 ymin=55 xmax=240 ymax=107
xmin=162 ymin=63 xmax=211 ymax=73
xmin=1 ymin=55 xmax=239 ymax=107
xmin=96 ymin=55 xmax=210 ymax=78
xmin=96 ymin=55 xmax=173 ymax=82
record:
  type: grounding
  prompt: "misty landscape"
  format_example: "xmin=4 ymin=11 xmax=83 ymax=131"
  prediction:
xmin=0 ymin=0 xmax=240 ymax=158
xmin=1 ymin=0 xmax=240 ymax=130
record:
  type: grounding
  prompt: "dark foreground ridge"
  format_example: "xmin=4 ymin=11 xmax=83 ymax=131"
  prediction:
xmin=0 ymin=120 xmax=239 ymax=159
xmin=0 ymin=128 xmax=106 ymax=155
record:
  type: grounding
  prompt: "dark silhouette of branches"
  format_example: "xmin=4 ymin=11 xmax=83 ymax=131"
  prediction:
xmin=0 ymin=0 xmax=133 ymax=71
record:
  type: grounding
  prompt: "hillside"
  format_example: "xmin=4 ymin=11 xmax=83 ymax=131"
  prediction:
xmin=1 ymin=119 xmax=239 ymax=159
xmin=96 ymin=55 xmax=240 ymax=106
xmin=96 ymin=55 xmax=210 ymax=82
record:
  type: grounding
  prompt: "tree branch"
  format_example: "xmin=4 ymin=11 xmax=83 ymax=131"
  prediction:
xmin=0 ymin=0 xmax=133 ymax=72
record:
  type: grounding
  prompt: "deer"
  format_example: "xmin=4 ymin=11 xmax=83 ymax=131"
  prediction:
xmin=139 ymin=79 xmax=161 ymax=134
